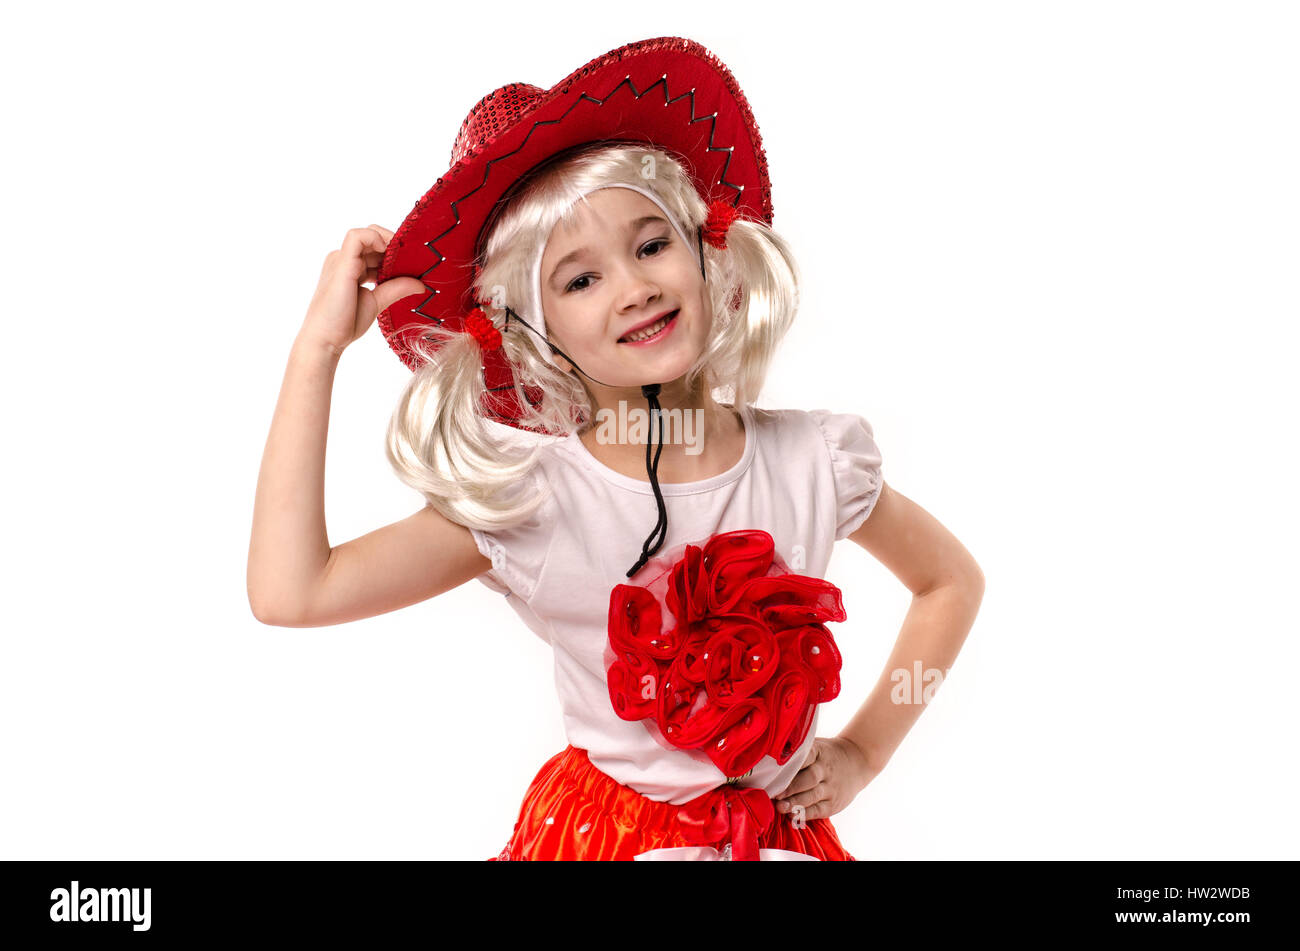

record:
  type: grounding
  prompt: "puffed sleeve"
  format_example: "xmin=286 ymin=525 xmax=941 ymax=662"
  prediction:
xmin=467 ymin=474 xmax=558 ymax=602
xmin=810 ymin=410 xmax=885 ymax=540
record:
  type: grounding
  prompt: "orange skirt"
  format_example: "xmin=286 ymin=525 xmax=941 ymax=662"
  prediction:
xmin=489 ymin=745 xmax=857 ymax=861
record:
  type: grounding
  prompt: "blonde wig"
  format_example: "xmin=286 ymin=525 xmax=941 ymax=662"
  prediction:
xmin=385 ymin=142 xmax=801 ymax=530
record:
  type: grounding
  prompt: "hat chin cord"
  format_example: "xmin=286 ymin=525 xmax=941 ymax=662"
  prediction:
xmin=498 ymin=312 xmax=669 ymax=578
xmin=498 ymin=224 xmax=709 ymax=577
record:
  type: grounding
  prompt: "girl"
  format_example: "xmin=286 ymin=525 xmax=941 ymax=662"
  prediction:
xmin=248 ymin=36 xmax=984 ymax=861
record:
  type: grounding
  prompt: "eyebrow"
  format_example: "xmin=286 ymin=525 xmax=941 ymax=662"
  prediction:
xmin=548 ymin=215 xmax=669 ymax=289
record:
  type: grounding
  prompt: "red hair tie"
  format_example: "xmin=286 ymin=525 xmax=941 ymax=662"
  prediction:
xmin=463 ymin=307 xmax=502 ymax=351
xmin=702 ymin=199 xmax=740 ymax=249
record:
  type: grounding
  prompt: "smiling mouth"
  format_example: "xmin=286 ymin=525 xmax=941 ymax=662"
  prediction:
xmin=619 ymin=310 xmax=679 ymax=344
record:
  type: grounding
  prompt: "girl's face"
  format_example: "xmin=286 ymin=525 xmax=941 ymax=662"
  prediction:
xmin=538 ymin=187 xmax=711 ymax=393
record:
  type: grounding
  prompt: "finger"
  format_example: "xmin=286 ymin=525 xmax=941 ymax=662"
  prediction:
xmin=777 ymin=783 xmax=825 ymax=814
xmin=803 ymin=741 xmax=821 ymax=767
xmin=784 ymin=799 xmax=815 ymax=824
xmin=775 ymin=742 xmax=823 ymax=800
xmin=774 ymin=784 xmax=806 ymax=805
xmin=343 ymin=225 xmax=385 ymax=246
xmin=323 ymin=230 xmax=392 ymax=290
xmin=371 ymin=276 xmax=430 ymax=315
xmin=775 ymin=768 xmax=815 ymax=801
xmin=776 ymin=791 xmax=803 ymax=812
xmin=784 ymin=743 xmax=818 ymax=787
xmin=794 ymin=800 xmax=822 ymax=822
xmin=340 ymin=226 xmax=390 ymax=260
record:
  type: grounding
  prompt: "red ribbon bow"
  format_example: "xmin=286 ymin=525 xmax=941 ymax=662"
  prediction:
xmin=677 ymin=784 xmax=775 ymax=862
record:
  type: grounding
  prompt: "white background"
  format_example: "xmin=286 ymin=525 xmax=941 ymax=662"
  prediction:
xmin=2 ymin=0 xmax=1296 ymax=860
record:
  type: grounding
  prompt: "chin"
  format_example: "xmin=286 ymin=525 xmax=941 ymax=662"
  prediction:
xmin=619 ymin=350 xmax=700 ymax=386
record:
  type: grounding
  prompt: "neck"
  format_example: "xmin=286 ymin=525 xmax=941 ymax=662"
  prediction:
xmin=578 ymin=375 xmax=743 ymax=476
xmin=582 ymin=375 xmax=729 ymax=430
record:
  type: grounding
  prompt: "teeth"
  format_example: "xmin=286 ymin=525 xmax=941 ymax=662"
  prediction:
xmin=624 ymin=313 xmax=673 ymax=342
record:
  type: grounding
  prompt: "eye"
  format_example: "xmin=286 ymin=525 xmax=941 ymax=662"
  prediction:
xmin=562 ymin=236 xmax=672 ymax=294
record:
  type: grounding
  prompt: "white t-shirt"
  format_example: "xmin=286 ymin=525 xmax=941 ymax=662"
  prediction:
xmin=469 ymin=404 xmax=884 ymax=805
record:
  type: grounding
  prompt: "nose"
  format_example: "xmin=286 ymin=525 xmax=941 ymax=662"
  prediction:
xmin=616 ymin=270 xmax=661 ymax=313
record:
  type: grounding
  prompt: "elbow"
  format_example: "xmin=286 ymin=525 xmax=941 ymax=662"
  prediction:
xmin=914 ymin=556 xmax=985 ymax=601
xmin=966 ymin=559 xmax=985 ymax=602
xmin=248 ymin=590 xmax=306 ymax=628
xmin=247 ymin=579 xmax=275 ymax=626
xmin=958 ymin=557 xmax=985 ymax=611
xmin=247 ymin=565 xmax=315 ymax=627
xmin=249 ymin=597 xmax=284 ymax=627
xmin=916 ymin=558 xmax=984 ymax=606
xmin=247 ymin=569 xmax=276 ymax=626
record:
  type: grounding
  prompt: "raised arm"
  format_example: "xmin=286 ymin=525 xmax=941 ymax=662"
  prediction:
xmin=246 ymin=225 xmax=490 ymax=626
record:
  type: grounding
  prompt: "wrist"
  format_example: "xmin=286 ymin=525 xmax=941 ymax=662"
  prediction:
xmin=836 ymin=733 xmax=887 ymax=782
xmin=293 ymin=331 xmax=345 ymax=364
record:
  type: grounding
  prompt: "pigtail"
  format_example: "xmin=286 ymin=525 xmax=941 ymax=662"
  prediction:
xmin=385 ymin=323 xmax=551 ymax=531
xmin=684 ymin=213 xmax=801 ymax=410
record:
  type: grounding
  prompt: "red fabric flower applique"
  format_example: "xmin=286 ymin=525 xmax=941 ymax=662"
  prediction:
xmin=605 ymin=530 xmax=846 ymax=778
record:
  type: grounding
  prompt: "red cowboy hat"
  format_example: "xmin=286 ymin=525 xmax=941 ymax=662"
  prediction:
xmin=373 ymin=36 xmax=774 ymax=429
